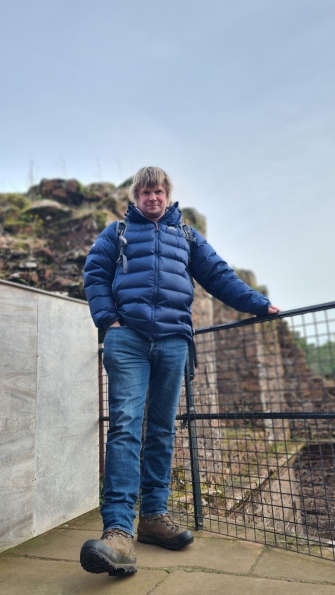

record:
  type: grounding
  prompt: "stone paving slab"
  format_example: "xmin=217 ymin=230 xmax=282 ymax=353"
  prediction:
xmin=3 ymin=526 xmax=262 ymax=575
xmin=60 ymin=508 xmax=138 ymax=532
xmin=59 ymin=509 xmax=103 ymax=532
xmin=0 ymin=557 xmax=166 ymax=595
xmin=136 ymin=536 xmax=262 ymax=573
xmin=151 ymin=570 xmax=335 ymax=595
xmin=2 ymin=529 xmax=101 ymax=561
xmin=252 ymin=547 xmax=335 ymax=584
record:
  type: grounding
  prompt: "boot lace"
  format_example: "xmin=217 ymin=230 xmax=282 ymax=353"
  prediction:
xmin=157 ymin=514 xmax=180 ymax=532
xmin=102 ymin=528 xmax=133 ymax=542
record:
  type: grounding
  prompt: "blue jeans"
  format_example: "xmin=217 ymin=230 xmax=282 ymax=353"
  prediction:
xmin=101 ymin=327 xmax=188 ymax=536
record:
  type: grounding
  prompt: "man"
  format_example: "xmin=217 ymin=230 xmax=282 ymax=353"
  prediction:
xmin=81 ymin=166 xmax=280 ymax=576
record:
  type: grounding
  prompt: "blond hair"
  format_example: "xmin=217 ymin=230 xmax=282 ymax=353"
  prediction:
xmin=128 ymin=166 xmax=173 ymax=203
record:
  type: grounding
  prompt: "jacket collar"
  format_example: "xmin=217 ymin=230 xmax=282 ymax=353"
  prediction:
xmin=125 ymin=202 xmax=182 ymax=226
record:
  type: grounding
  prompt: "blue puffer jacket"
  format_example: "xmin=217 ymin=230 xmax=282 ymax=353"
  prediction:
xmin=84 ymin=203 xmax=270 ymax=341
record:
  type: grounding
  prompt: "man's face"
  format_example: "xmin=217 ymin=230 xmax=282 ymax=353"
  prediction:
xmin=136 ymin=185 xmax=168 ymax=222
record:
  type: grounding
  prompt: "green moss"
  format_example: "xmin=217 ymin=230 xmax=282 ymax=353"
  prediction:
xmin=98 ymin=196 xmax=118 ymax=213
xmin=3 ymin=205 xmax=21 ymax=222
xmin=82 ymin=182 xmax=116 ymax=197
xmin=181 ymin=208 xmax=206 ymax=235
xmin=171 ymin=465 xmax=186 ymax=489
xmin=3 ymin=219 xmax=30 ymax=234
xmin=117 ymin=177 xmax=133 ymax=189
xmin=94 ymin=211 xmax=108 ymax=231
xmin=0 ymin=193 xmax=31 ymax=210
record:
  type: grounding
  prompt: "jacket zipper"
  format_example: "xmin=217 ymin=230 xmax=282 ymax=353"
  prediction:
xmin=150 ymin=223 xmax=159 ymax=340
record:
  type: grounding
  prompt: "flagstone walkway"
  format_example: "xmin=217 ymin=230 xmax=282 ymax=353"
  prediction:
xmin=1 ymin=509 xmax=335 ymax=594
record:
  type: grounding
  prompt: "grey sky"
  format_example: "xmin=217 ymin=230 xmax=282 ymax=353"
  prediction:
xmin=1 ymin=0 xmax=334 ymax=311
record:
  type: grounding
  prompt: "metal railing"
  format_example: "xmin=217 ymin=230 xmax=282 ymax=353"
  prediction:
xmin=99 ymin=301 xmax=335 ymax=560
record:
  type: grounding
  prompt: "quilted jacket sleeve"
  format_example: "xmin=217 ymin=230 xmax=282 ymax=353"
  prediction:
xmin=83 ymin=223 xmax=119 ymax=330
xmin=189 ymin=229 xmax=270 ymax=317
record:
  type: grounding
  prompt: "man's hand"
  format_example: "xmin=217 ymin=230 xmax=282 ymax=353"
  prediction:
xmin=268 ymin=306 xmax=280 ymax=314
xmin=109 ymin=321 xmax=121 ymax=327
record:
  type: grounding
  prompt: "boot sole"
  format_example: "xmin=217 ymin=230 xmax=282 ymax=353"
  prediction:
xmin=80 ymin=546 xmax=137 ymax=576
xmin=137 ymin=534 xmax=194 ymax=550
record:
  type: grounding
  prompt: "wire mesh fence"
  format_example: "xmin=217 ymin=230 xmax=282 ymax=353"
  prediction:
xmin=99 ymin=301 xmax=335 ymax=560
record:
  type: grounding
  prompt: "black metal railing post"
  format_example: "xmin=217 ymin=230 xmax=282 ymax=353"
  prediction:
xmin=184 ymin=347 xmax=204 ymax=529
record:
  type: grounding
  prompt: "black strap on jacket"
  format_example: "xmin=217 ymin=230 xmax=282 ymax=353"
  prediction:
xmin=189 ymin=329 xmax=198 ymax=371
xmin=116 ymin=219 xmax=128 ymax=273
xmin=179 ymin=223 xmax=196 ymax=287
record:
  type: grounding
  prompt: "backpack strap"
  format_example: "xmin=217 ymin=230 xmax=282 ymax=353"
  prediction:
xmin=179 ymin=223 xmax=198 ymax=370
xmin=179 ymin=222 xmax=195 ymax=244
xmin=116 ymin=219 xmax=128 ymax=273
xmin=179 ymin=223 xmax=196 ymax=287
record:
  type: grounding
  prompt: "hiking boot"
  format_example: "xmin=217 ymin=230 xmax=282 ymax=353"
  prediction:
xmin=80 ymin=528 xmax=137 ymax=576
xmin=137 ymin=513 xmax=194 ymax=550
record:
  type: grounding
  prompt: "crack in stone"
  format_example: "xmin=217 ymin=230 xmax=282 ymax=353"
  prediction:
xmin=247 ymin=546 xmax=266 ymax=575
xmin=146 ymin=570 xmax=170 ymax=595
xmin=2 ymin=555 xmax=335 ymax=585
xmin=2 ymin=554 xmax=80 ymax=564
xmin=137 ymin=565 xmax=335 ymax=585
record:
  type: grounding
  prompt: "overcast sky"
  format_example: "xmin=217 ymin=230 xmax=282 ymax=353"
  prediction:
xmin=1 ymin=0 xmax=334 ymax=311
